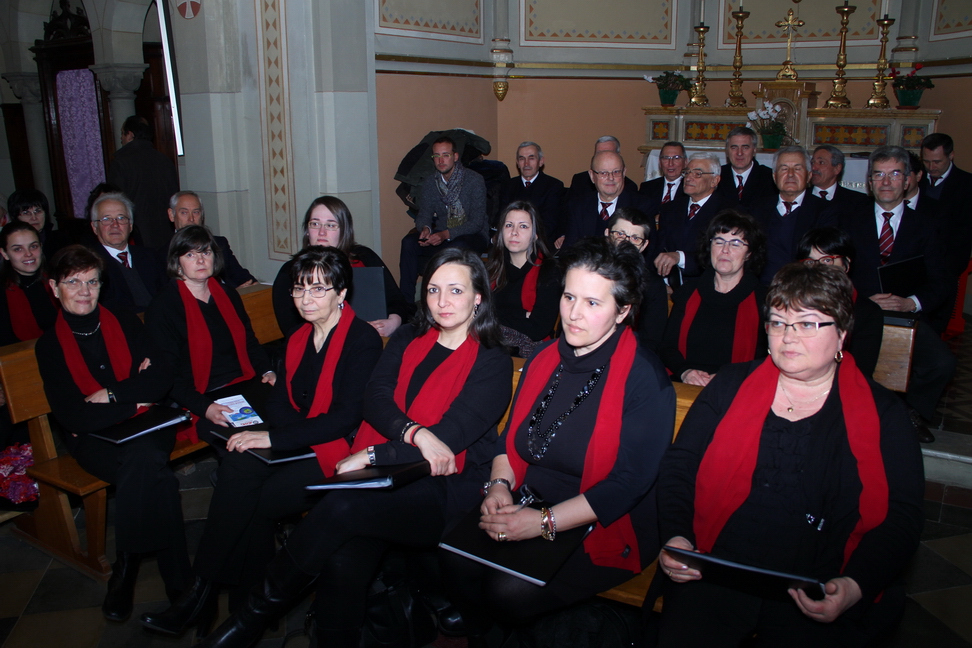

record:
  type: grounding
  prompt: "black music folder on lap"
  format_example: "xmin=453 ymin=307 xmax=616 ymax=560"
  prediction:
xmin=349 ymin=267 xmax=387 ymax=321
xmin=205 ymin=379 xmax=274 ymax=426
xmin=439 ymin=507 xmax=594 ymax=586
xmin=877 ymin=255 xmax=925 ymax=299
xmin=662 ymin=546 xmax=826 ymax=602
xmin=307 ymin=461 xmax=431 ymax=491
xmin=88 ymin=406 xmax=190 ymax=444
xmin=209 ymin=429 xmax=316 ymax=465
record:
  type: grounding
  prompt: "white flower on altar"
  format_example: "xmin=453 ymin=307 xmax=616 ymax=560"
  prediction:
xmin=644 ymin=75 xmax=655 ymax=83
xmin=747 ymin=111 xmax=758 ymax=120
xmin=745 ymin=122 xmax=753 ymax=128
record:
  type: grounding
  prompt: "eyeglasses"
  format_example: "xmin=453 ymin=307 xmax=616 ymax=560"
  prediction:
xmin=682 ymin=169 xmax=717 ymax=179
xmin=19 ymin=208 xmax=44 ymax=218
xmin=591 ymin=169 xmax=624 ymax=179
xmin=290 ymin=285 xmax=335 ymax=299
xmin=711 ymin=237 xmax=748 ymax=249
xmin=870 ymin=170 xmax=904 ymax=181
xmin=431 ymin=153 xmax=455 ymax=159
xmin=60 ymin=278 xmax=101 ymax=289
xmin=801 ymin=255 xmax=842 ymax=266
xmin=308 ymin=221 xmax=340 ymax=231
xmin=660 ymin=155 xmax=684 ymax=161
xmin=609 ymin=230 xmax=645 ymax=245
xmin=765 ymin=320 xmax=837 ymax=337
xmin=96 ymin=216 xmax=131 ymax=226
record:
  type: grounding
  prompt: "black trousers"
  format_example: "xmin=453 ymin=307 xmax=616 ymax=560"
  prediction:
xmin=906 ymin=320 xmax=956 ymax=422
xmin=194 ymin=450 xmax=324 ymax=591
xmin=68 ymin=427 xmax=191 ymax=591
xmin=398 ymin=232 xmax=488 ymax=301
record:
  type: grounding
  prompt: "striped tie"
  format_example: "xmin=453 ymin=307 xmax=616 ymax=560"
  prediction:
xmin=118 ymin=251 xmax=130 ymax=268
xmin=820 ymin=190 xmax=828 ymax=200
xmin=662 ymin=183 xmax=674 ymax=204
xmin=783 ymin=201 xmax=794 ymax=215
xmin=688 ymin=203 xmax=700 ymax=220
xmin=878 ymin=212 xmax=895 ymax=264
xmin=600 ymin=202 xmax=611 ymax=220
xmin=736 ymin=175 xmax=744 ymax=201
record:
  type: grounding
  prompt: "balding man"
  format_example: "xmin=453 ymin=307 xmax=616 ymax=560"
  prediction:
xmin=562 ymin=150 xmax=657 ymax=250
xmin=566 ymin=136 xmax=639 ymax=203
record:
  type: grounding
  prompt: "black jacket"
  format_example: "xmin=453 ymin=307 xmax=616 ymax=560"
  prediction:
xmin=717 ymin=160 xmax=777 ymax=207
xmin=563 ymin=189 xmax=658 ymax=250
xmin=654 ymin=191 xmax=732 ymax=279
xmin=497 ymin=171 xmax=566 ymax=245
xmin=750 ymin=192 xmax=838 ymax=283
xmin=90 ymin=242 xmax=167 ymax=315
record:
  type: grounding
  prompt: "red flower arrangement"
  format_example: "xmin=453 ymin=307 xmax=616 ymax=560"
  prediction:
xmin=0 ymin=443 xmax=38 ymax=505
xmin=890 ymin=63 xmax=935 ymax=90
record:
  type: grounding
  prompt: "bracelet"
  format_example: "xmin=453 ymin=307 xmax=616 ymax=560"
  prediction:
xmin=107 ymin=388 xmax=116 ymax=403
xmin=399 ymin=421 xmax=420 ymax=444
xmin=540 ymin=507 xmax=557 ymax=541
xmin=367 ymin=445 xmax=377 ymax=466
xmin=481 ymin=478 xmax=512 ymax=497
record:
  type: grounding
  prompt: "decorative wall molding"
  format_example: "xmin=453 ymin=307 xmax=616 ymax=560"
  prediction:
xmin=520 ymin=0 xmax=675 ymax=49
xmin=376 ymin=0 xmax=483 ymax=43
xmin=930 ymin=0 xmax=972 ymax=41
xmin=717 ymin=0 xmax=881 ymax=49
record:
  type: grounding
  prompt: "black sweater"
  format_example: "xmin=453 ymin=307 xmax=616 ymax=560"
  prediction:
xmin=492 ymin=255 xmax=562 ymax=342
xmin=144 ymin=279 xmax=272 ymax=417
xmin=0 ymin=272 xmax=58 ymax=346
xmin=264 ymin=317 xmax=383 ymax=451
xmin=35 ymin=307 xmax=173 ymax=436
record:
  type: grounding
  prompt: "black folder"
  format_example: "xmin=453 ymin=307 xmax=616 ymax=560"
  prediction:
xmin=877 ymin=255 xmax=926 ymax=298
xmin=439 ymin=506 xmax=594 ymax=586
xmin=306 ymin=461 xmax=430 ymax=491
xmin=88 ymin=406 xmax=190 ymax=444
xmin=662 ymin=546 xmax=825 ymax=601
xmin=209 ymin=429 xmax=316 ymax=465
xmin=205 ymin=379 xmax=274 ymax=427
xmin=349 ymin=267 xmax=387 ymax=321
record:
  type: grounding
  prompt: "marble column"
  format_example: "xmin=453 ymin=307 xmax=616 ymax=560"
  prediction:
xmin=1 ymin=72 xmax=54 ymax=201
xmin=891 ymin=0 xmax=919 ymax=62
xmin=89 ymin=63 xmax=149 ymax=150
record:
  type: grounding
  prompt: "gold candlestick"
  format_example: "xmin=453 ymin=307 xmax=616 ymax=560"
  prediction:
xmin=689 ymin=23 xmax=710 ymax=107
xmin=776 ymin=8 xmax=805 ymax=80
xmin=727 ymin=7 xmax=751 ymax=107
xmin=826 ymin=2 xmax=856 ymax=108
xmin=866 ymin=14 xmax=895 ymax=109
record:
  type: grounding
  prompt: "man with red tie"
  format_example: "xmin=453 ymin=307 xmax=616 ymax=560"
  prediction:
xmin=716 ymin=126 xmax=777 ymax=208
xmin=497 ymin=141 xmax=565 ymax=247
xmin=639 ymin=141 xmax=688 ymax=208
xmin=844 ymin=146 xmax=954 ymax=443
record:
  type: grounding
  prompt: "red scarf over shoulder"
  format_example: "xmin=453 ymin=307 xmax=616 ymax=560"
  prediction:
xmin=490 ymin=255 xmax=542 ymax=313
xmin=284 ymin=305 xmax=356 ymax=475
xmin=505 ymin=328 xmax=642 ymax=573
xmin=678 ymin=288 xmax=759 ymax=365
xmin=55 ymin=307 xmax=140 ymax=404
xmin=6 ymin=278 xmax=57 ymax=341
xmin=177 ymin=278 xmax=256 ymax=442
xmin=350 ymin=328 xmax=479 ymax=472
xmin=693 ymin=355 xmax=888 ymax=570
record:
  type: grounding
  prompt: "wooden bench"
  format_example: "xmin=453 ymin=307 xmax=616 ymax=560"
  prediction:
xmin=0 ymin=284 xmax=282 ymax=580
xmin=873 ymin=315 xmax=918 ymax=393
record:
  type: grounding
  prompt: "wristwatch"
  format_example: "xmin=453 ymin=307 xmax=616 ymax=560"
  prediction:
xmin=481 ymin=478 xmax=512 ymax=497
xmin=367 ymin=445 xmax=377 ymax=466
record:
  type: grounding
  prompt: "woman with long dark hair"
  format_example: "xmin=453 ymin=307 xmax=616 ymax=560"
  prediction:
xmin=0 ymin=221 xmax=58 ymax=346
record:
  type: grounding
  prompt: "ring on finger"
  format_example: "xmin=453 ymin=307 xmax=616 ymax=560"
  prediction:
xmin=497 ymin=532 xmax=507 ymax=541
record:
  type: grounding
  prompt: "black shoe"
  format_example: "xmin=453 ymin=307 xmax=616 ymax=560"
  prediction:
xmin=141 ymin=576 xmax=218 ymax=636
xmin=102 ymin=552 xmax=141 ymax=622
xmin=910 ymin=409 xmax=936 ymax=443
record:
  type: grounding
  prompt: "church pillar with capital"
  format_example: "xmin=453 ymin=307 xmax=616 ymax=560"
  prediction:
xmin=891 ymin=0 xmax=920 ymax=63
xmin=89 ymin=63 xmax=149 ymax=150
xmin=1 ymin=72 xmax=55 ymax=200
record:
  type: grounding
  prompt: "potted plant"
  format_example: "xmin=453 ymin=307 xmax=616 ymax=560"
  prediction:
xmin=890 ymin=63 xmax=934 ymax=109
xmin=644 ymin=71 xmax=692 ymax=107
xmin=746 ymin=101 xmax=787 ymax=151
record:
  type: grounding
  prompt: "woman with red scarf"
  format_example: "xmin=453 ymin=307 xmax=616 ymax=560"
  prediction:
xmin=196 ymin=248 xmax=512 ymax=648
xmin=140 ymin=246 xmax=382 ymax=639
xmin=485 ymin=200 xmax=561 ymax=358
xmin=656 ymin=263 xmax=924 ymax=645
xmin=660 ymin=210 xmax=768 ymax=387
xmin=145 ymin=225 xmax=275 ymax=450
xmin=444 ymin=238 xmax=675 ymax=637
xmin=34 ymin=245 xmax=189 ymax=623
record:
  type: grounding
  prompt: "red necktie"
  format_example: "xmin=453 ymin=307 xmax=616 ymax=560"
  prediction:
xmin=930 ymin=177 xmax=939 ymax=187
xmin=878 ymin=212 xmax=895 ymax=264
xmin=783 ymin=201 xmax=794 ymax=215
xmin=736 ymin=175 xmax=744 ymax=201
xmin=118 ymin=251 xmax=130 ymax=268
xmin=904 ymin=199 xmax=911 ymax=208
xmin=688 ymin=203 xmax=700 ymax=220
xmin=525 ymin=180 xmax=532 ymax=188
xmin=819 ymin=190 xmax=828 ymax=200
xmin=662 ymin=183 xmax=674 ymax=204
xmin=600 ymin=202 xmax=611 ymax=220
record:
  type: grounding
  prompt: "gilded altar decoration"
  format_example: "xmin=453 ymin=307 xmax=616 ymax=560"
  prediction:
xmin=825 ymin=2 xmax=856 ymax=109
xmin=866 ymin=14 xmax=895 ymax=109
xmin=689 ymin=24 xmax=710 ymax=108
xmin=775 ymin=8 xmax=805 ymax=80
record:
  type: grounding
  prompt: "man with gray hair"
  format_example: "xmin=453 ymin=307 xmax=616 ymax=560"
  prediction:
xmin=87 ymin=192 xmax=167 ymax=313
xmin=717 ymin=126 xmax=777 ymax=207
xmin=566 ymin=135 xmax=638 ymax=203
xmin=810 ymin=144 xmax=869 ymax=220
xmin=653 ymin=153 xmax=728 ymax=284
xmin=497 ymin=141 xmax=565 ymax=244
xmin=750 ymin=145 xmax=837 ymax=283
xmin=166 ymin=190 xmax=257 ymax=288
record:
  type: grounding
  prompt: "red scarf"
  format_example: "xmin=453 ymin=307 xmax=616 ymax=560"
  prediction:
xmin=505 ymin=328 xmax=642 ymax=573
xmin=350 ymin=257 xmax=366 ymax=268
xmin=693 ymin=355 xmax=888 ymax=571
xmin=284 ymin=306 xmax=356 ymax=475
xmin=678 ymin=288 xmax=759 ymax=364
xmin=177 ymin=278 xmax=256 ymax=442
xmin=56 ymin=307 xmax=133 ymax=396
xmin=350 ymin=328 xmax=480 ymax=472
xmin=520 ymin=255 xmax=543 ymax=313
xmin=7 ymin=280 xmax=56 ymax=341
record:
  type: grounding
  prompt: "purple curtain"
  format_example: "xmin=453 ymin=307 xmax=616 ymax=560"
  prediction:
xmin=56 ymin=69 xmax=105 ymax=219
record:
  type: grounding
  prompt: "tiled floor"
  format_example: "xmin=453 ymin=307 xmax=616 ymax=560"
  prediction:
xmin=4 ymin=328 xmax=972 ymax=647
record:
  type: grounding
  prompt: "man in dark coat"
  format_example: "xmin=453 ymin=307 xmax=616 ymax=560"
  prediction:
xmin=497 ymin=141 xmax=565 ymax=247
xmin=566 ymin=135 xmax=639 ymax=204
xmin=640 ymin=141 xmax=688 ymax=208
xmin=809 ymin=145 xmax=871 ymax=220
xmin=716 ymin=126 xmax=777 ymax=208
xmin=106 ymin=116 xmax=180 ymax=252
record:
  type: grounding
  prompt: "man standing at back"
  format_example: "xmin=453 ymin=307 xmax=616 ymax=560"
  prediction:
xmin=107 ymin=116 xmax=180 ymax=252
xmin=717 ymin=126 xmax=776 ymax=207
xmin=566 ymin=136 xmax=639 ymax=202
xmin=640 ymin=141 xmax=688 ymax=209
xmin=809 ymin=144 xmax=870 ymax=220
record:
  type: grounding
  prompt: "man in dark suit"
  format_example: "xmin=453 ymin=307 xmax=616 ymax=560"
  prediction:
xmin=497 ymin=141 xmax=565 ymax=247
xmin=566 ymin=136 xmax=638 ymax=203
xmin=751 ymin=146 xmax=837 ymax=283
xmin=717 ymin=126 xmax=777 ymax=207
xmin=561 ymin=151 xmax=657 ymax=250
xmin=809 ymin=144 xmax=870 ymax=219
xmin=654 ymin=153 xmax=728 ymax=285
xmin=639 ymin=141 xmax=687 ymax=208
xmin=88 ymin=192 xmax=167 ymax=314
xmin=166 ymin=191 xmax=258 ymax=289
xmin=845 ymin=146 xmax=955 ymax=442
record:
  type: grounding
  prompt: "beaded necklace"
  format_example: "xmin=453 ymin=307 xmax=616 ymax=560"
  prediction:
xmin=526 ymin=362 xmax=606 ymax=460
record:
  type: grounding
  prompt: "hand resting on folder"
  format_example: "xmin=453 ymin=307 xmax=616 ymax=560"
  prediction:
xmin=335 ymin=426 xmax=457 ymax=476
xmin=226 ymin=429 xmax=271 ymax=453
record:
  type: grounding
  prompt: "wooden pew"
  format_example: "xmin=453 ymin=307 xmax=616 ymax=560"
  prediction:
xmin=873 ymin=315 xmax=918 ymax=393
xmin=0 ymin=284 xmax=282 ymax=580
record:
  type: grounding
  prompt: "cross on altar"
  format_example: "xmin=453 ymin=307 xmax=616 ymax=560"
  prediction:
xmin=776 ymin=9 xmax=805 ymax=80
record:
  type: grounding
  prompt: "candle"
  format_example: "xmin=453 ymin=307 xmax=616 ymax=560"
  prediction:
xmin=883 ymin=13 xmax=889 ymax=19
xmin=740 ymin=3 xmax=744 ymax=12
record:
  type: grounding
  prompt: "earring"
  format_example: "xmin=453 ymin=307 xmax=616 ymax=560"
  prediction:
xmin=834 ymin=349 xmax=843 ymax=363
xmin=474 ymin=303 xmax=480 ymax=315
xmin=339 ymin=302 xmax=345 ymax=310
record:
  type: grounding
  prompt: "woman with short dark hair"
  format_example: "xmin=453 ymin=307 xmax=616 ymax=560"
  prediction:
xmin=7 ymin=188 xmax=65 ymax=259
xmin=656 ymin=262 xmax=923 ymax=646
xmin=145 ymin=225 xmax=275 ymax=450
xmin=660 ymin=209 xmax=768 ymax=386
xmin=34 ymin=244 xmax=189 ymax=623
